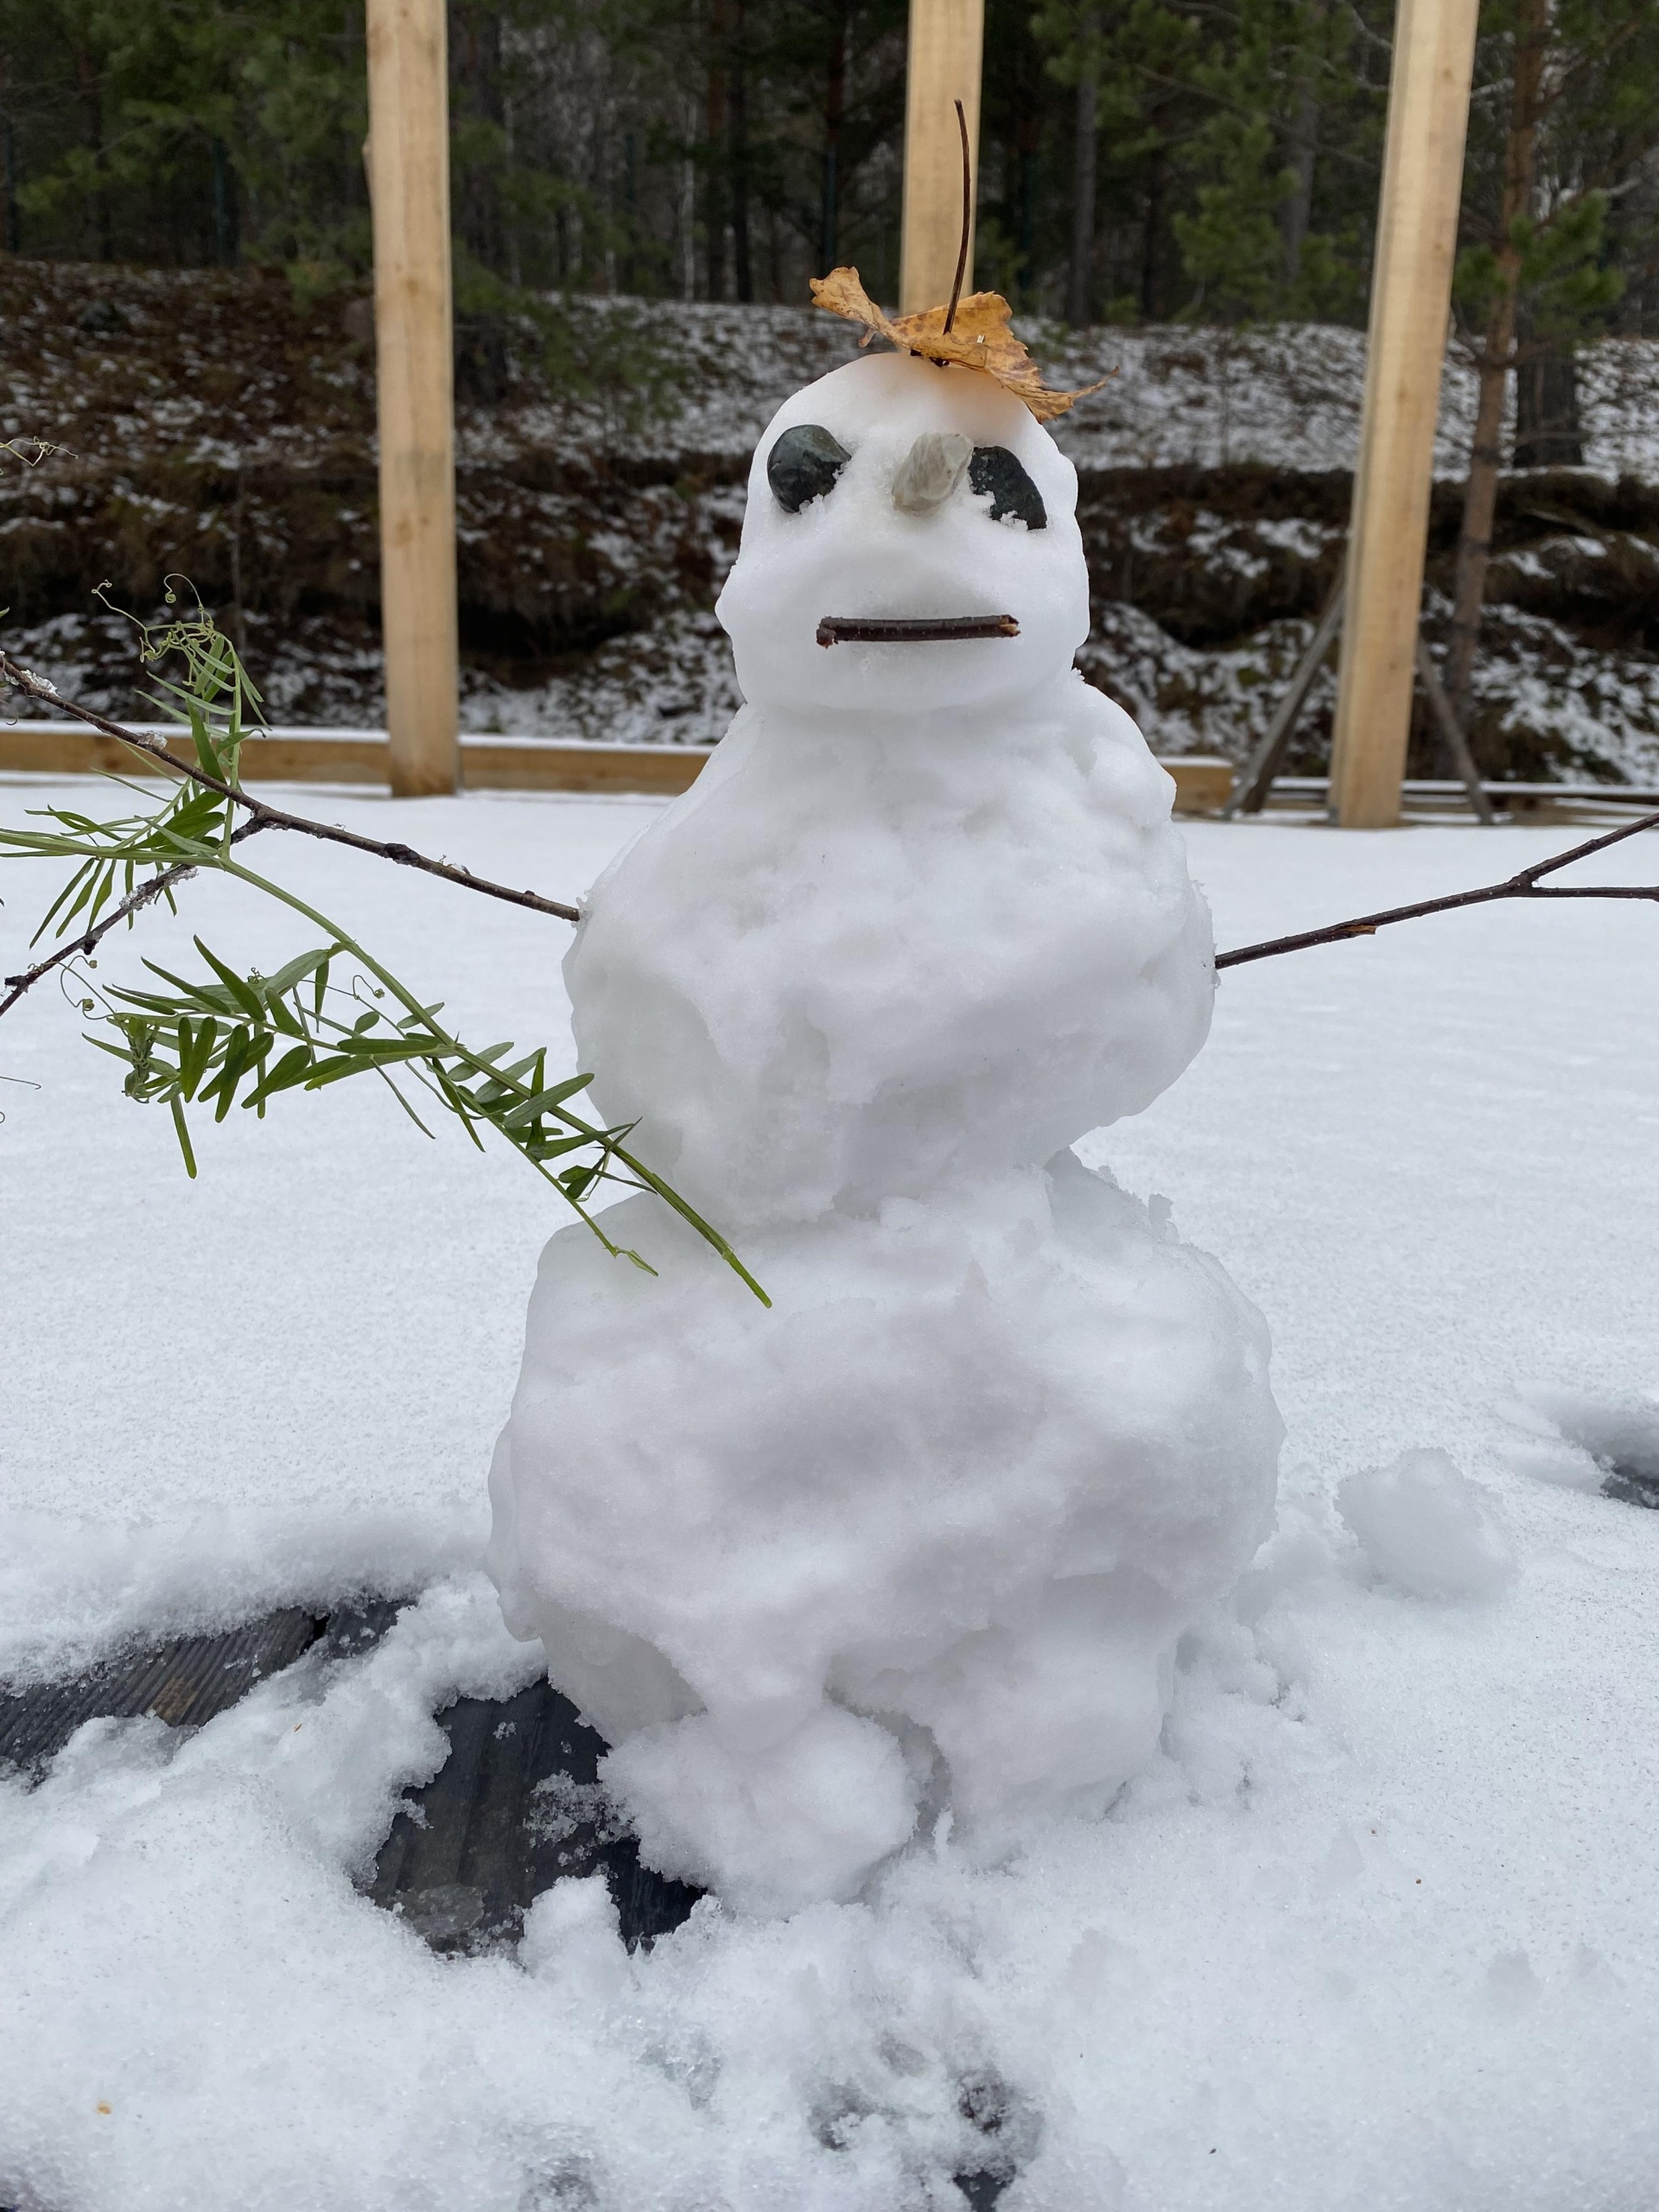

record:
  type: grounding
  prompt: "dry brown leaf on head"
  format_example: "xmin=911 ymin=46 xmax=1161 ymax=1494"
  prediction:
xmin=810 ymin=266 xmax=1109 ymax=425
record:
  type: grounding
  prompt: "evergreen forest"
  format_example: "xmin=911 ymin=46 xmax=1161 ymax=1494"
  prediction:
xmin=3 ymin=0 xmax=1659 ymax=343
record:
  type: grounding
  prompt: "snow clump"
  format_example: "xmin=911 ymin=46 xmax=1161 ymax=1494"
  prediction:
xmin=1337 ymin=1447 xmax=1519 ymax=1599
xmin=486 ymin=348 xmax=1282 ymax=1909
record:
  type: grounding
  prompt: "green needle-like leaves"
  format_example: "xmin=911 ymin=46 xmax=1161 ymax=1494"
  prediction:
xmin=1 ymin=595 xmax=768 ymax=1306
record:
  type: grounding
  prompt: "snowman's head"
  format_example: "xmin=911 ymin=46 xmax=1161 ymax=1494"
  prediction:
xmin=717 ymin=350 xmax=1090 ymax=715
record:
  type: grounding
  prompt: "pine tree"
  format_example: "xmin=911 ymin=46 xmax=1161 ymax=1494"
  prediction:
xmin=1445 ymin=0 xmax=1659 ymax=735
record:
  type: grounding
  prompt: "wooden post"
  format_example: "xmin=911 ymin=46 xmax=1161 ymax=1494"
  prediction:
xmin=1327 ymin=0 xmax=1479 ymax=829
xmin=899 ymin=0 xmax=984 ymax=313
xmin=366 ymin=0 xmax=460 ymax=797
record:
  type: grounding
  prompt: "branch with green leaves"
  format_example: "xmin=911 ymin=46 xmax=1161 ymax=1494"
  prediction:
xmin=0 ymin=605 xmax=767 ymax=1306
xmin=0 ymin=638 xmax=582 ymax=938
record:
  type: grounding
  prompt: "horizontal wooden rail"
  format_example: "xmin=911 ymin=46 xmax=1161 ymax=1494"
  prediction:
xmin=0 ymin=725 xmax=1239 ymax=815
xmin=0 ymin=724 xmax=707 ymax=798
xmin=1261 ymin=775 xmax=1659 ymax=813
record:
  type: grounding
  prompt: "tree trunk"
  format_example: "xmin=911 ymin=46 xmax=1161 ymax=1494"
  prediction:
xmin=1444 ymin=348 xmax=1510 ymax=731
xmin=476 ymin=10 xmax=505 ymax=268
xmin=1281 ymin=80 xmax=1318 ymax=281
xmin=1281 ymin=0 xmax=1325 ymax=282
xmin=504 ymin=92 xmax=520 ymax=285
xmin=1514 ymin=328 xmax=1583 ymax=466
xmin=1065 ymin=35 xmax=1098 ymax=330
xmin=0 ymin=54 xmax=17 ymax=257
xmin=211 ymin=139 xmax=239 ymax=266
xmin=448 ymin=4 xmax=505 ymax=272
xmin=679 ymin=99 xmax=697 ymax=300
xmin=728 ymin=17 xmax=752 ymax=305
xmin=704 ymin=0 xmax=728 ymax=302
xmin=3 ymin=108 xmax=19 ymax=256
xmin=1445 ymin=0 xmax=1549 ymax=725
xmin=1018 ymin=145 xmax=1039 ymax=298
xmin=1141 ymin=137 xmax=1167 ymax=320
xmin=73 ymin=43 xmax=111 ymax=261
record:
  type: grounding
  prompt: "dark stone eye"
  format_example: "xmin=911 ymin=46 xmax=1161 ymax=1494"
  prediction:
xmin=968 ymin=447 xmax=1047 ymax=530
xmin=767 ymin=423 xmax=850 ymax=513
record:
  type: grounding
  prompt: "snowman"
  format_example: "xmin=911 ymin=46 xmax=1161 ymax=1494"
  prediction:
xmin=485 ymin=273 xmax=1281 ymax=1916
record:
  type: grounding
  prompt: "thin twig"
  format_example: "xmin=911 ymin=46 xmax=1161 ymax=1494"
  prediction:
xmin=0 ymin=818 xmax=268 ymax=1016
xmin=0 ymin=652 xmax=582 ymax=925
xmin=817 ymin=613 xmax=1018 ymax=645
xmin=943 ymin=100 xmax=972 ymax=337
xmin=1216 ymin=804 xmax=1659 ymax=969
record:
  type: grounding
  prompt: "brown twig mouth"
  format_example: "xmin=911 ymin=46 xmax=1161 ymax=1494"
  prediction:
xmin=816 ymin=614 xmax=1020 ymax=648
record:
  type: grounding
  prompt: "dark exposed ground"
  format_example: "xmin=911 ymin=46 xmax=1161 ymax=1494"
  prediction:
xmin=3 ymin=258 xmax=1658 ymax=781
xmin=0 ymin=1598 xmax=702 ymax=1960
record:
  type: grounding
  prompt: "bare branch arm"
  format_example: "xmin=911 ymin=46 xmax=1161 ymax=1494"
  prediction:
xmin=1514 ymin=801 xmax=1659 ymax=879
xmin=1216 ymin=806 xmax=1659 ymax=970
xmin=0 ymin=652 xmax=582 ymax=925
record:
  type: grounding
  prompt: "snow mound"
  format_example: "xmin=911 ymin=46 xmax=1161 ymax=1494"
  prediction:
xmin=487 ymin=352 xmax=1281 ymax=1907
xmin=604 ymin=1704 xmax=919 ymax=1915
xmin=1337 ymin=1448 xmax=1518 ymax=1599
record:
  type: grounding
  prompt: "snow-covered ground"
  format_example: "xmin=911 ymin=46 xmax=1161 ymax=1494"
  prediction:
xmin=3 ymin=782 xmax=1659 ymax=2211
xmin=499 ymin=300 xmax=1659 ymax=482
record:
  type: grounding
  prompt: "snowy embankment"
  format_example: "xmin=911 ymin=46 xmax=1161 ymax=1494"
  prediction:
xmin=541 ymin=301 xmax=1659 ymax=481
xmin=3 ymin=785 xmax=1657 ymax=2211
xmin=5 ymin=261 xmax=1659 ymax=781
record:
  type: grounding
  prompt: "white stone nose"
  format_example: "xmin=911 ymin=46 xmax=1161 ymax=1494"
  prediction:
xmin=891 ymin=430 xmax=973 ymax=516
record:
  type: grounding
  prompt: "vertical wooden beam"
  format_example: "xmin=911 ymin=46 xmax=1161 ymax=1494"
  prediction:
xmin=1328 ymin=0 xmax=1479 ymax=829
xmin=899 ymin=0 xmax=984 ymax=313
xmin=366 ymin=0 xmax=460 ymax=797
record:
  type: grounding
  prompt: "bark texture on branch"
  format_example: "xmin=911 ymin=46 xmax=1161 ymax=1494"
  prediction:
xmin=1216 ymin=803 xmax=1659 ymax=969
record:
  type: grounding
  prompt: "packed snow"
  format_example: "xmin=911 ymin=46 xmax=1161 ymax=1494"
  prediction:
xmin=489 ymin=352 xmax=1280 ymax=1909
xmin=1335 ymin=1449 xmax=1518 ymax=1601
xmin=3 ymin=770 xmax=1659 ymax=2209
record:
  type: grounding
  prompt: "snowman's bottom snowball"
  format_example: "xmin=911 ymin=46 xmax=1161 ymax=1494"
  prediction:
xmin=602 ymin=1705 xmax=919 ymax=1915
xmin=486 ymin=1153 xmax=1281 ymax=1910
